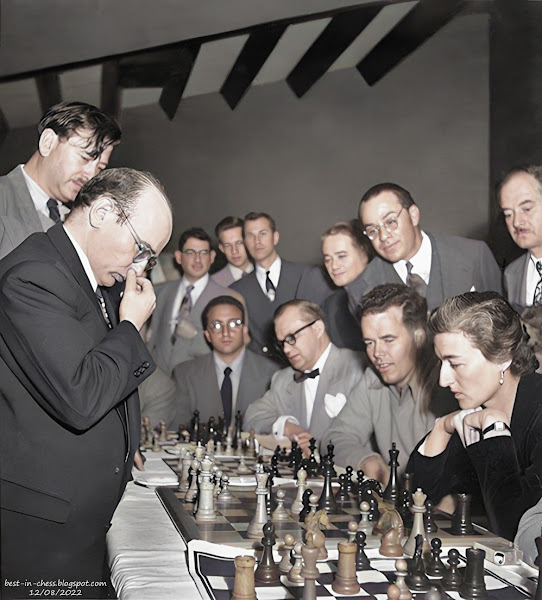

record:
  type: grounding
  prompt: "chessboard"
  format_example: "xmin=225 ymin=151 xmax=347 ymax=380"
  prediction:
xmin=187 ymin=539 xmax=537 ymax=600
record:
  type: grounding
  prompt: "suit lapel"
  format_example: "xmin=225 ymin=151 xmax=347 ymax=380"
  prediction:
xmin=201 ymin=353 xmax=223 ymax=418
xmin=426 ymin=233 xmax=446 ymax=307
xmin=309 ymin=345 xmax=337 ymax=431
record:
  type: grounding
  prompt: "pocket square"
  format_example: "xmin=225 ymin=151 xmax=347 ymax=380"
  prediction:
xmin=324 ymin=393 xmax=347 ymax=419
xmin=470 ymin=286 xmax=476 ymax=292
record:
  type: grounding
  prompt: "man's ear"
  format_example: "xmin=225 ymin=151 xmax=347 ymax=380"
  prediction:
xmin=273 ymin=231 xmax=280 ymax=246
xmin=88 ymin=197 xmax=115 ymax=228
xmin=210 ymin=250 xmax=216 ymax=265
xmin=38 ymin=129 xmax=58 ymax=157
xmin=313 ymin=319 xmax=326 ymax=339
xmin=408 ymin=204 xmax=421 ymax=228
xmin=204 ymin=329 xmax=211 ymax=345
xmin=174 ymin=250 xmax=183 ymax=265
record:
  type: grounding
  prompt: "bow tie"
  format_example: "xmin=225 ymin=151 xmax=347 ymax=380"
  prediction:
xmin=294 ymin=368 xmax=320 ymax=383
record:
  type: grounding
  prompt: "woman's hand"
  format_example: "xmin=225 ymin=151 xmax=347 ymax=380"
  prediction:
xmin=462 ymin=408 xmax=510 ymax=445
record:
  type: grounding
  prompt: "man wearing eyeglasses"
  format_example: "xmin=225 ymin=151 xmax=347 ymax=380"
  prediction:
xmin=0 ymin=168 xmax=172 ymax=596
xmin=147 ymin=227 xmax=245 ymax=378
xmin=351 ymin=182 xmax=502 ymax=312
xmin=172 ymin=295 xmax=278 ymax=428
xmin=243 ymin=299 xmax=365 ymax=453
xmin=212 ymin=216 xmax=254 ymax=287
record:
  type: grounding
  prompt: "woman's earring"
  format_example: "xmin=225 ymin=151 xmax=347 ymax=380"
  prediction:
xmin=499 ymin=370 xmax=504 ymax=385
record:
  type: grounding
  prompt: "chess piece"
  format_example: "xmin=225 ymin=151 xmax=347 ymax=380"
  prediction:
xmin=442 ymin=548 xmax=463 ymax=592
xmin=305 ymin=438 xmax=319 ymax=478
xmin=247 ymin=465 xmax=269 ymax=538
xmin=332 ymin=541 xmax=361 ymax=595
xmin=459 ymin=547 xmax=487 ymax=599
xmin=266 ymin=471 xmax=276 ymax=515
xmin=254 ymin=521 xmax=280 ymax=585
xmin=394 ymin=559 xmax=412 ymax=600
xmin=451 ymin=493 xmax=475 ymax=535
xmin=336 ymin=473 xmax=350 ymax=502
xmin=405 ymin=534 xmax=430 ymax=592
xmin=190 ymin=410 xmax=200 ymax=443
xmin=345 ymin=465 xmax=354 ymax=493
xmin=213 ymin=469 xmax=223 ymax=497
xmin=287 ymin=542 xmax=305 ymax=585
xmin=325 ymin=443 xmax=337 ymax=477
xmin=379 ymin=509 xmax=404 ymax=557
xmin=387 ymin=583 xmax=401 ymax=600
xmin=426 ymin=538 xmax=446 ymax=578
xmin=424 ymin=500 xmax=438 ymax=534
xmin=217 ymin=475 xmax=233 ymax=502
xmin=358 ymin=500 xmax=373 ymax=535
xmin=158 ymin=420 xmax=168 ymax=442
xmin=426 ymin=586 xmax=442 ymax=600
xmin=269 ymin=453 xmax=281 ymax=479
xmin=403 ymin=488 xmax=427 ymax=557
xmin=300 ymin=531 xmax=321 ymax=600
xmin=179 ymin=450 xmax=193 ymax=493
xmin=271 ymin=489 xmax=289 ymax=522
xmin=195 ymin=457 xmax=217 ymax=522
xmin=362 ymin=488 xmax=381 ymax=522
xmin=299 ymin=488 xmax=314 ymax=523
xmin=355 ymin=530 xmax=371 ymax=570
xmin=278 ymin=534 xmax=295 ymax=574
xmin=184 ymin=458 xmax=200 ymax=503
xmin=291 ymin=468 xmax=307 ymax=515
xmin=317 ymin=457 xmax=338 ymax=513
xmin=231 ymin=555 xmax=257 ymax=600
xmin=246 ymin=428 xmax=257 ymax=458
xmin=237 ymin=454 xmax=251 ymax=475
xmin=383 ymin=443 xmax=400 ymax=504
xmin=347 ymin=520 xmax=358 ymax=543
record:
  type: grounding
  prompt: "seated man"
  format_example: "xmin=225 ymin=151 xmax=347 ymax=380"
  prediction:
xmin=244 ymin=299 xmax=365 ymax=451
xmin=323 ymin=283 xmax=457 ymax=484
xmin=173 ymin=295 xmax=278 ymax=428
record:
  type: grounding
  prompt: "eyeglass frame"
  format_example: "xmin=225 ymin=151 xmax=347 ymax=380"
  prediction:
xmin=116 ymin=205 xmax=157 ymax=271
xmin=207 ymin=318 xmax=244 ymax=334
xmin=362 ymin=206 xmax=405 ymax=241
xmin=181 ymin=249 xmax=212 ymax=258
xmin=275 ymin=319 xmax=318 ymax=350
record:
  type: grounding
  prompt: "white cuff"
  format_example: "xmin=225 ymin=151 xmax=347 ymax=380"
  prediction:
xmin=272 ymin=415 xmax=299 ymax=439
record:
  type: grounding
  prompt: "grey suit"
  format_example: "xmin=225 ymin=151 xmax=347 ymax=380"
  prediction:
xmin=243 ymin=344 xmax=365 ymax=443
xmin=147 ymin=277 xmax=244 ymax=375
xmin=230 ymin=260 xmax=307 ymax=359
xmin=212 ymin=265 xmax=236 ymax=287
xmin=172 ymin=349 xmax=279 ymax=428
xmin=504 ymin=253 xmax=529 ymax=313
xmin=0 ymin=166 xmax=55 ymax=260
xmin=348 ymin=231 xmax=503 ymax=312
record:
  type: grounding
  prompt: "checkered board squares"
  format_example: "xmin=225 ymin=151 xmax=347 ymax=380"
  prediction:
xmin=188 ymin=544 xmax=533 ymax=600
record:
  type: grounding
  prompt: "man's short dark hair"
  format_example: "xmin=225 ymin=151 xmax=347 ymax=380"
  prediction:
xmin=215 ymin=216 xmax=244 ymax=239
xmin=201 ymin=295 xmax=246 ymax=330
xmin=178 ymin=227 xmax=212 ymax=252
xmin=243 ymin=212 xmax=276 ymax=233
xmin=70 ymin=167 xmax=169 ymax=221
xmin=359 ymin=183 xmax=416 ymax=215
xmin=38 ymin=101 xmax=122 ymax=159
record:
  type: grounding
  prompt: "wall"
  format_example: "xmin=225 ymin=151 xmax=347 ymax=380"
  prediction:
xmin=0 ymin=14 xmax=489 ymax=265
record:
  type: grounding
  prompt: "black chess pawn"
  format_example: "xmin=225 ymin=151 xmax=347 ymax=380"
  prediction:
xmin=383 ymin=442 xmax=400 ymax=504
xmin=254 ymin=521 xmax=280 ymax=585
xmin=426 ymin=538 xmax=446 ymax=577
xmin=442 ymin=548 xmax=463 ymax=592
xmin=336 ymin=473 xmax=350 ymax=502
xmin=424 ymin=499 xmax=438 ymax=534
xmin=405 ymin=534 xmax=430 ymax=592
xmin=355 ymin=530 xmax=371 ymax=570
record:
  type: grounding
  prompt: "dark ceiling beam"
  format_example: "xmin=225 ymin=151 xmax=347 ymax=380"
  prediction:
xmin=101 ymin=60 xmax=121 ymax=119
xmin=287 ymin=4 xmax=382 ymax=98
xmin=357 ymin=0 xmax=466 ymax=86
xmin=0 ymin=108 xmax=8 ymax=148
xmin=35 ymin=73 xmax=62 ymax=113
xmin=159 ymin=44 xmax=201 ymax=120
xmin=220 ymin=23 xmax=287 ymax=110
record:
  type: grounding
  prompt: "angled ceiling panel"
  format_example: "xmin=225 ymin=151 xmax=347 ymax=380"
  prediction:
xmin=159 ymin=44 xmax=201 ymax=120
xmin=0 ymin=79 xmax=42 ymax=128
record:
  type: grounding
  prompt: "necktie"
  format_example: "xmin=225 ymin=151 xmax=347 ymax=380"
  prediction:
xmin=171 ymin=284 xmax=195 ymax=343
xmin=96 ymin=288 xmax=112 ymax=328
xmin=221 ymin=367 xmax=233 ymax=426
xmin=294 ymin=368 xmax=320 ymax=383
xmin=406 ymin=261 xmax=427 ymax=297
xmin=265 ymin=271 xmax=276 ymax=301
xmin=241 ymin=270 xmax=250 ymax=278
xmin=534 ymin=262 xmax=542 ymax=306
xmin=47 ymin=198 xmax=61 ymax=223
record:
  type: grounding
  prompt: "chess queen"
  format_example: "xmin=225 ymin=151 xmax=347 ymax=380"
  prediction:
xmin=408 ymin=291 xmax=542 ymax=541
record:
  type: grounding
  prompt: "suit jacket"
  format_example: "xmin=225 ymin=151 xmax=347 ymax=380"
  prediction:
xmin=230 ymin=259 xmax=307 ymax=359
xmin=504 ymin=253 xmax=529 ymax=313
xmin=0 ymin=223 xmax=153 ymax=584
xmin=322 ymin=287 xmax=365 ymax=352
xmin=212 ymin=265 xmax=236 ymax=287
xmin=0 ymin=165 xmax=55 ymax=260
xmin=349 ymin=231 xmax=503 ymax=312
xmin=243 ymin=344 xmax=365 ymax=443
xmin=148 ymin=276 xmax=244 ymax=375
xmin=172 ymin=349 xmax=279 ymax=428
xmin=296 ymin=265 xmax=337 ymax=306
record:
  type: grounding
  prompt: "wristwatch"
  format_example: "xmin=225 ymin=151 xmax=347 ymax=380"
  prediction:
xmin=482 ymin=421 xmax=510 ymax=437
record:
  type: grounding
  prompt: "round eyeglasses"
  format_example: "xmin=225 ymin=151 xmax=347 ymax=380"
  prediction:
xmin=363 ymin=206 xmax=404 ymax=241
xmin=275 ymin=319 xmax=317 ymax=350
xmin=208 ymin=319 xmax=244 ymax=333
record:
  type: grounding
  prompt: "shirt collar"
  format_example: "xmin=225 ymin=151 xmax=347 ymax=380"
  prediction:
xmin=394 ymin=230 xmax=431 ymax=283
xmin=182 ymin=272 xmax=209 ymax=294
xmin=255 ymin=255 xmax=281 ymax=279
xmin=309 ymin=342 xmax=332 ymax=373
xmin=63 ymin=226 xmax=98 ymax=292
xmin=228 ymin=263 xmax=254 ymax=279
xmin=20 ymin=164 xmax=49 ymax=213
xmin=214 ymin=347 xmax=246 ymax=372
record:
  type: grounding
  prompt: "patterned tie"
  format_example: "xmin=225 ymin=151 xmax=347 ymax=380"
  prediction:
xmin=47 ymin=198 xmax=61 ymax=223
xmin=179 ymin=284 xmax=194 ymax=316
xmin=265 ymin=271 xmax=276 ymax=301
xmin=294 ymin=368 xmax=320 ymax=383
xmin=96 ymin=288 xmax=112 ymax=328
xmin=221 ymin=367 xmax=233 ymax=426
xmin=406 ymin=261 xmax=427 ymax=297
xmin=534 ymin=262 xmax=542 ymax=306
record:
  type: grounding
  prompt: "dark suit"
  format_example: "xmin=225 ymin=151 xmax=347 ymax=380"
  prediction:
xmin=0 ymin=224 xmax=153 ymax=594
xmin=504 ymin=253 xmax=529 ymax=313
xmin=230 ymin=260 xmax=307 ymax=359
xmin=0 ymin=165 xmax=55 ymax=260
xmin=172 ymin=349 xmax=279 ymax=427
xmin=348 ymin=231 xmax=503 ymax=311
xmin=322 ymin=287 xmax=365 ymax=352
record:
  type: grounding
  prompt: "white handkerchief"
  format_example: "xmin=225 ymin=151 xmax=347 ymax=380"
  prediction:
xmin=324 ymin=393 xmax=347 ymax=418
xmin=470 ymin=286 xmax=476 ymax=292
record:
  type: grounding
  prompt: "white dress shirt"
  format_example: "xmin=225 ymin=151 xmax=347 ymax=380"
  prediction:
xmin=255 ymin=256 xmax=281 ymax=299
xmin=525 ymin=255 xmax=542 ymax=307
xmin=64 ymin=226 xmax=98 ymax=292
xmin=393 ymin=231 xmax=432 ymax=284
xmin=20 ymin=165 xmax=70 ymax=221
xmin=228 ymin=262 xmax=254 ymax=281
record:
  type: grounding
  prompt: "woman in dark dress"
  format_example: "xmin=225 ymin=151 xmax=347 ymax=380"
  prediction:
xmin=407 ymin=291 xmax=542 ymax=540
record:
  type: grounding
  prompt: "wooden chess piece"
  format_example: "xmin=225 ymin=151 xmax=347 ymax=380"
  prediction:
xmin=394 ymin=559 xmax=412 ymax=600
xmin=336 ymin=473 xmax=349 ymax=502
xmin=291 ymin=468 xmax=307 ymax=515
xmin=442 ymin=548 xmax=463 ymax=592
xmin=195 ymin=457 xmax=216 ymax=522
xmin=247 ymin=465 xmax=269 ymax=538
xmin=272 ymin=489 xmax=289 ymax=521
xmin=426 ymin=537 xmax=446 ymax=577
xmin=405 ymin=534 xmax=430 ymax=592
xmin=287 ymin=542 xmax=305 ymax=586
xmin=231 ymin=555 xmax=257 ymax=600
xmin=459 ymin=547 xmax=487 ymax=599
xmin=301 ymin=531 xmax=322 ymax=600
xmin=383 ymin=442 xmax=400 ymax=504
xmin=278 ymin=534 xmax=295 ymax=574
xmin=379 ymin=509 xmax=404 ymax=557
xmin=347 ymin=520 xmax=358 ymax=543
xmin=451 ymin=493 xmax=474 ymax=535
xmin=355 ymin=530 xmax=371 ymax=570
xmin=254 ymin=521 xmax=280 ymax=585
xmin=358 ymin=500 xmax=373 ymax=535
xmin=424 ymin=500 xmax=438 ymax=534
xmin=217 ymin=475 xmax=233 ymax=502
xmin=403 ymin=488 xmax=428 ymax=557
xmin=332 ymin=541 xmax=361 ymax=595
xmin=238 ymin=453 xmax=251 ymax=475
xmin=317 ymin=456 xmax=339 ymax=513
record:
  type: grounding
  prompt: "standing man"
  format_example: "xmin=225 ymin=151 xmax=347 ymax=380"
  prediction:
xmin=230 ymin=212 xmax=307 ymax=361
xmin=0 ymin=101 xmax=121 ymax=260
xmin=498 ymin=166 xmax=542 ymax=313
xmin=353 ymin=183 xmax=502 ymax=312
xmin=173 ymin=295 xmax=278 ymax=428
xmin=212 ymin=216 xmax=254 ymax=286
xmin=147 ymin=227 xmax=244 ymax=375
xmin=244 ymin=299 xmax=365 ymax=451
xmin=323 ymin=284 xmax=456 ymax=484
xmin=0 ymin=168 xmax=172 ymax=596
